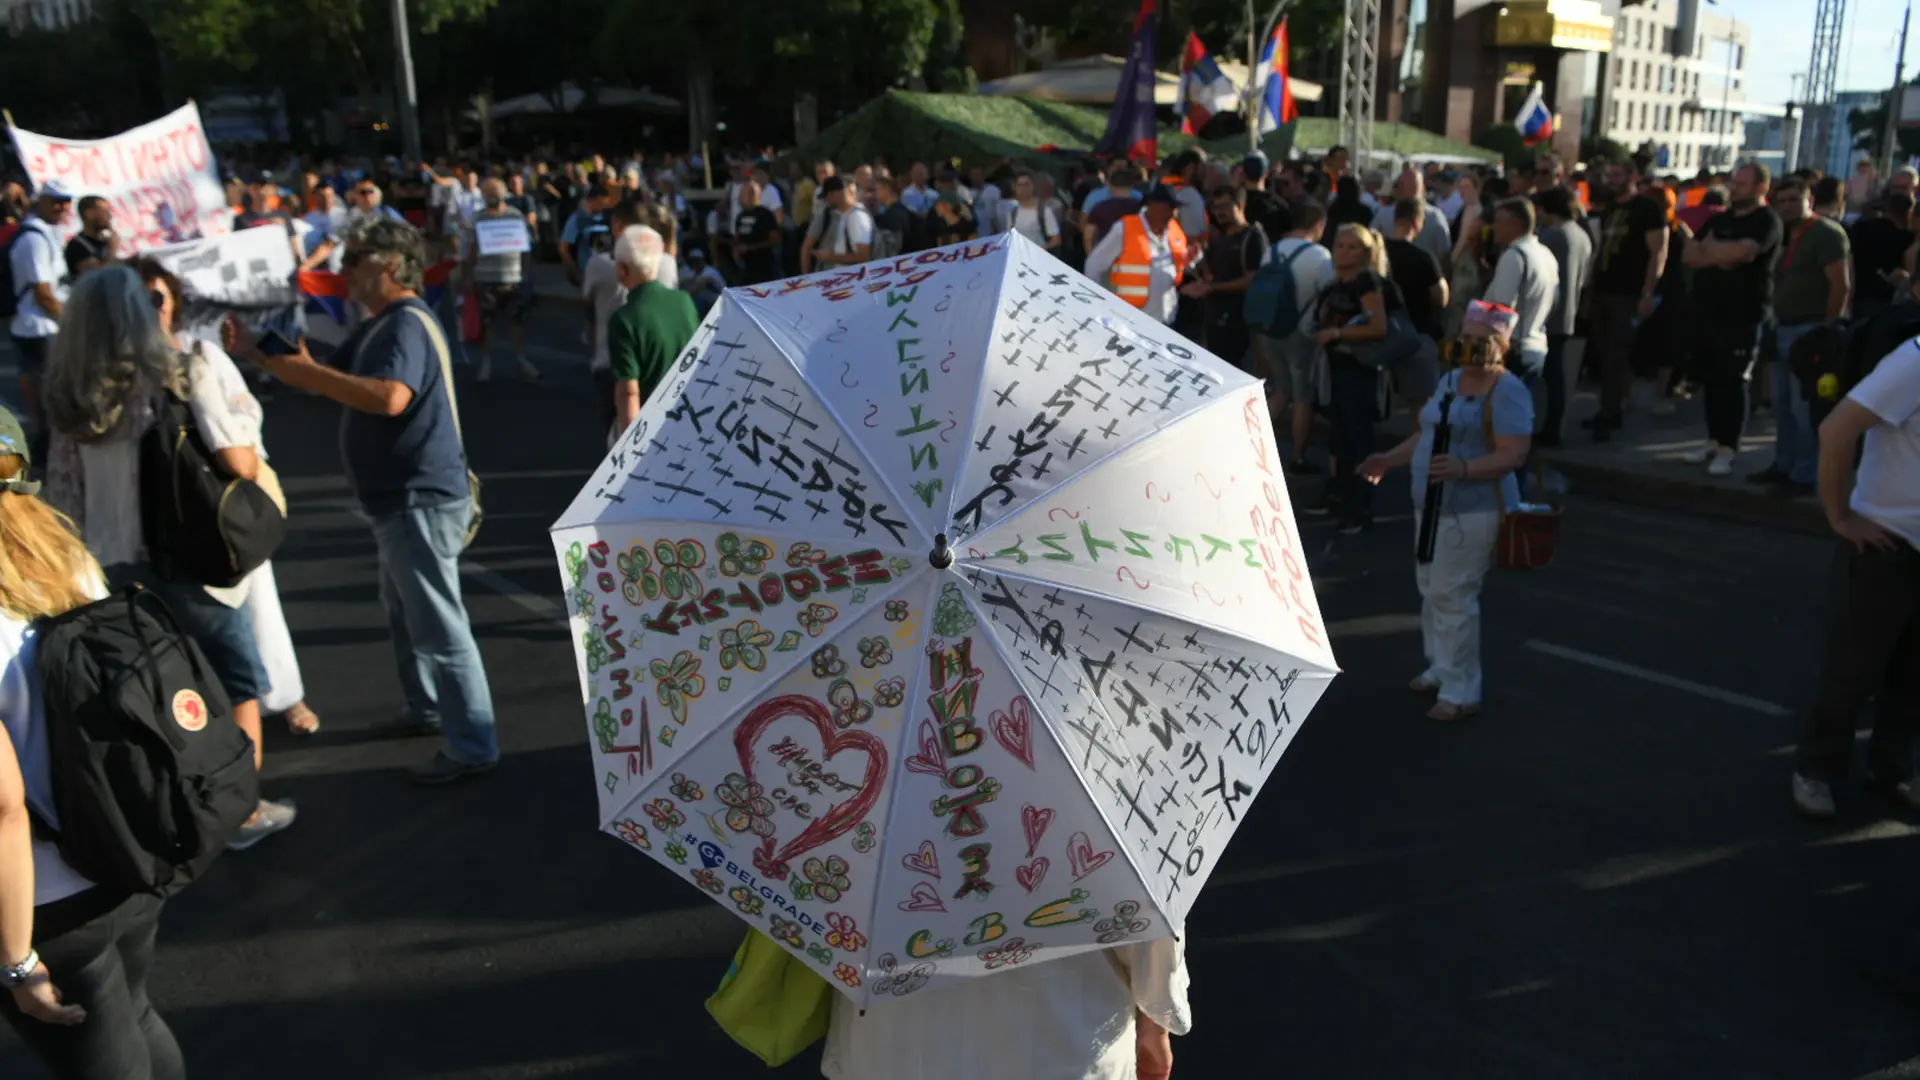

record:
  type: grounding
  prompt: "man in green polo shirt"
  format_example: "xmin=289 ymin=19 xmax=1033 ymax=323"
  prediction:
xmin=607 ymin=224 xmax=699 ymax=439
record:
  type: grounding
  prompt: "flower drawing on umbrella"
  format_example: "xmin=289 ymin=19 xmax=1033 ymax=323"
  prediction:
xmin=1094 ymin=901 xmax=1152 ymax=944
xmin=717 ymin=773 xmax=776 ymax=838
xmin=857 ymin=636 xmax=893 ymax=668
xmin=827 ymin=679 xmax=873 ymax=729
xmin=728 ymin=886 xmax=765 ymax=916
xmin=852 ymin=821 xmax=877 ymax=853
xmin=810 ymin=644 xmax=849 ymax=679
xmin=786 ymin=543 xmax=826 ymax=568
xmin=691 ymin=869 xmax=724 ymax=894
xmin=616 ymin=543 xmax=657 ymax=605
xmin=833 ymin=963 xmax=863 ymax=988
xmin=719 ymin=620 xmax=773 ymax=671
xmin=872 ymin=954 xmax=935 ymax=998
xmin=873 ymin=677 xmax=906 ymax=708
xmin=717 ymin=532 xmax=775 ymax=577
xmin=884 ymin=599 xmax=910 ymax=623
xmin=824 ymin=912 xmax=868 ymax=953
xmin=806 ymin=943 xmax=834 ymax=966
xmin=767 ymin=916 xmax=806 ymax=947
xmin=665 ymin=842 xmax=689 ymax=865
xmin=652 ymin=539 xmax=707 ymax=599
xmin=669 ymin=772 xmax=706 ymax=802
xmin=979 ymin=937 xmax=1039 ymax=970
xmin=803 ymin=855 xmax=852 ymax=902
xmin=650 ymin=651 xmax=705 ymax=725
xmin=613 ymin=819 xmax=650 ymax=850
xmin=592 ymin=698 xmax=620 ymax=754
xmin=798 ymin=603 xmax=838 ymax=637
xmin=643 ymin=798 xmax=685 ymax=831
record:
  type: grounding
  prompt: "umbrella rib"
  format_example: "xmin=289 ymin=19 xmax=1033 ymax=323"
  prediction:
xmin=952 ymin=585 xmax=1182 ymax=944
xmin=928 ymin=235 xmax=1018 ymax=533
xmin=730 ymin=296 xmax=938 ymax=553
xmin=593 ymin=570 xmax=930 ymax=833
xmin=954 ymin=368 xmax=1255 ymax=549
xmin=958 ymin=561 xmax=1340 ymax=677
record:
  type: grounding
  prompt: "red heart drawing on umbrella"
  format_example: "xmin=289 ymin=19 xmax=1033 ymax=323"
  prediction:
xmin=733 ymin=694 xmax=888 ymax=882
xmin=991 ymin=695 xmax=1035 ymax=769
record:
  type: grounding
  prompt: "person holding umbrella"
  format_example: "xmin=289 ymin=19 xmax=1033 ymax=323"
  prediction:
xmin=1360 ymin=300 xmax=1535 ymax=721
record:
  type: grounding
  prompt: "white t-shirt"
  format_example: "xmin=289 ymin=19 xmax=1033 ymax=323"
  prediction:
xmin=1483 ymin=234 xmax=1560 ymax=365
xmin=453 ymin=186 xmax=486 ymax=230
xmin=1848 ymin=340 xmax=1920 ymax=549
xmin=826 ymin=206 xmax=874 ymax=257
xmin=9 ymin=219 xmax=65 ymax=338
xmin=1 ymin=572 xmax=107 ymax=906
xmin=1002 ymin=203 xmax=1060 ymax=247
xmin=1172 ymin=183 xmax=1208 ymax=243
xmin=1269 ymin=236 xmax=1336 ymax=335
xmin=582 ymin=253 xmax=626 ymax=372
xmin=972 ymin=183 xmax=1003 ymax=236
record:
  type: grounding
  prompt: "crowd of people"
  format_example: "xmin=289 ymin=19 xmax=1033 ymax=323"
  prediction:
xmin=0 ymin=128 xmax=1917 ymax=1079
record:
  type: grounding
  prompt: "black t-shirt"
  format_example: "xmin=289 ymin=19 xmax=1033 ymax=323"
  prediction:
xmin=1850 ymin=215 xmax=1915 ymax=308
xmin=1202 ymin=225 xmax=1269 ymax=331
xmin=932 ymin=214 xmax=976 ymax=248
xmin=1690 ymin=205 xmax=1783 ymax=327
xmin=1384 ymin=237 xmax=1443 ymax=337
xmin=734 ymin=206 xmax=781 ymax=283
xmin=1243 ymin=189 xmax=1291 ymax=243
xmin=504 ymin=193 xmax=535 ymax=220
xmin=1317 ymin=269 xmax=1404 ymax=363
xmin=874 ymin=202 xmax=911 ymax=257
xmin=1594 ymin=194 xmax=1669 ymax=296
xmin=63 ymin=233 xmax=110 ymax=277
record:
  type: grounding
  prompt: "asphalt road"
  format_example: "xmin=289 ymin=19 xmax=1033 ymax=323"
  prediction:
xmin=4 ymin=303 xmax=1917 ymax=1079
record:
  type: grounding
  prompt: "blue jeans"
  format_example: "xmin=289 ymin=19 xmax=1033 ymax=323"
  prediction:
xmin=1771 ymin=321 xmax=1821 ymax=484
xmin=369 ymin=499 xmax=498 ymax=765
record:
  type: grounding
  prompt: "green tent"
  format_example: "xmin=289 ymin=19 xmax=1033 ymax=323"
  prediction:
xmin=1204 ymin=118 xmax=1499 ymax=164
xmin=789 ymin=89 xmax=1198 ymax=171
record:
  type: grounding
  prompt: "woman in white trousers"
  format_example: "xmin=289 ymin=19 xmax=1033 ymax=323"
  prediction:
xmin=1362 ymin=300 xmax=1533 ymax=721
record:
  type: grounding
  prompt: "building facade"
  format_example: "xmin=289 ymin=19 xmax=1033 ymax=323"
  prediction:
xmin=2 ymin=0 xmax=92 ymax=33
xmin=1594 ymin=0 xmax=1749 ymax=173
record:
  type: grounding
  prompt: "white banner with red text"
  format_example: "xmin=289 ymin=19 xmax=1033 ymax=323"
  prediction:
xmin=6 ymin=102 xmax=232 ymax=252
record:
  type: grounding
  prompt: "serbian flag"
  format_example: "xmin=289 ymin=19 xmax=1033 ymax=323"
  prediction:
xmin=298 ymin=258 xmax=458 ymax=345
xmin=1177 ymin=33 xmax=1237 ymax=135
xmin=1514 ymin=81 xmax=1554 ymax=146
xmin=1255 ymin=18 xmax=1300 ymax=135
xmin=1095 ymin=0 xmax=1159 ymax=164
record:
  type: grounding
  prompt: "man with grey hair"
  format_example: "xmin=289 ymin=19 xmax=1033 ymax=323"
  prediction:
xmin=225 ymin=216 xmax=499 ymax=785
xmin=605 ymin=224 xmax=698 ymax=439
xmin=1370 ymin=164 xmax=1452 ymax=266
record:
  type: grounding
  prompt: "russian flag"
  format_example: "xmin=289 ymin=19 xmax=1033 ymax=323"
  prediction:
xmin=1178 ymin=33 xmax=1238 ymax=135
xmin=1255 ymin=18 xmax=1300 ymax=135
xmin=1514 ymin=82 xmax=1554 ymax=146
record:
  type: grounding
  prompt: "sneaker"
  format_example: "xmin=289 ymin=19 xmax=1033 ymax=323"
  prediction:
xmin=1791 ymin=773 xmax=1836 ymax=819
xmin=228 ymin=798 xmax=298 ymax=851
xmin=1707 ymin=449 xmax=1735 ymax=477
xmin=516 ymin=358 xmax=542 ymax=381
xmin=476 ymin=358 xmax=493 ymax=383
xmin=1679 ymin=442 xmax=1717 ymax=465
xmin=410 ymin=751 xmax=499 ymax=786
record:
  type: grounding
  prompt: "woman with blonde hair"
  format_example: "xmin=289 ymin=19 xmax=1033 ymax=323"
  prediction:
xmin=0 ymin=407 xmax=189 ymax=1078
xmin=1308 ymin=223 xmax=1403 ymax=533
xmin=1360 ymin=300 xmax=1535 ymax=721
xmin=40 ymin=265 xmax=295 ymax=850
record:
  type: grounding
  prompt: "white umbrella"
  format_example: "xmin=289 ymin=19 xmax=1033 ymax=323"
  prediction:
xmin=551 ymin=232 xmax=1337 ymax=1007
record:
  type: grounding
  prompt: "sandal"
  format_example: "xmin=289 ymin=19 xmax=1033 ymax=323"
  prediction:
xmin=284 ymin=702 xmax=322 ymax=736
xmin=1408 ymin=675 xmax=1441 ymax=695
xmin=1426 ymin=701 xmax=1481 ymax=723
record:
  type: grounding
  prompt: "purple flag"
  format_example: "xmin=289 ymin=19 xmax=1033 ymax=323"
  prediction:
xmin=1096 ymin=0 xmax=1159 ymax=165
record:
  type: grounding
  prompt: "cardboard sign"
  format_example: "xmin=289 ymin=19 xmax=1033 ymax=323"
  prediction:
xmin=476 ymin=217 xmax=531 ymax=256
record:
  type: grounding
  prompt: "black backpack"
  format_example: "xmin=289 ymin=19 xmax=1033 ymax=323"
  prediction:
xmin=139 ymin=386 xmax=287 ymax=588
xmin=31 ymin=587 xmax=259 ymax=897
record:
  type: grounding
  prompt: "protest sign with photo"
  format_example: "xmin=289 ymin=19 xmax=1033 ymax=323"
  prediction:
xmin=149 ymin=225 xmax=301 ymax=340
xmin=7 ymin=103 xmax=233 ymax=252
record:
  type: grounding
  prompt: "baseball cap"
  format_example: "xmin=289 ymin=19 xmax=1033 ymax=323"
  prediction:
xmin=0 ymin=406 xmax=41 ymax=496
xmin=36 ymin=179 xmax=73 ymax=202
xmin=1143 ymin=184 xmax=1181 ymax=207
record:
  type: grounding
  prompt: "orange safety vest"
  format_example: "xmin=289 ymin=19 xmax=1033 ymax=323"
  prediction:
xmin=1111 ymin=214 xmax=1189 ymax=309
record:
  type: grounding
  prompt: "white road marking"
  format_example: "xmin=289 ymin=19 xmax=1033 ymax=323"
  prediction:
xmin=1523 ymin=640 xmax=1791 ymax=717
xmin=460 ymin=560 xmax=565 ymax=620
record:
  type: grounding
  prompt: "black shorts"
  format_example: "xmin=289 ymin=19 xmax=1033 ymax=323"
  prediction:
xmin=10 ymin=334 xmax=49 ymax=377
xmin=474 ymin=283 xmax=527 ymax=324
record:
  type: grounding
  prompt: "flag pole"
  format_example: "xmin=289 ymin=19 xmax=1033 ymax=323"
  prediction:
xmin=1 ymin=108 xmax=14 ymax=130
xmin=1249 ymin=0 xmax=1291 ymax=153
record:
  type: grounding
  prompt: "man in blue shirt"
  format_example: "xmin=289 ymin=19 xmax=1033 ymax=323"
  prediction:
xmin=225 ymin=217 xmax=498 ymax=785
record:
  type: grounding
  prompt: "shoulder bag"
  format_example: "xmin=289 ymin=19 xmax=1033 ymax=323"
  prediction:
xmin=1483 ymin=371 xmax=1561 ymax=570
xmin=389 ymin=304 xmax=484 ymax=547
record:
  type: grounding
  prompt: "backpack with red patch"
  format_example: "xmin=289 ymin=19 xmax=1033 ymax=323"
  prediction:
xmin=29 ymin=587 xmax=258 ymax=897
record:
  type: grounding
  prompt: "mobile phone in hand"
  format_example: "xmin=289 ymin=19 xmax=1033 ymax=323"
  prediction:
xmin=257 ymin=330 xmax=302 ymax=356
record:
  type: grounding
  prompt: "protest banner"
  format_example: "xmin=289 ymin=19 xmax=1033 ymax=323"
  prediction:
xmin=6 ymin=103 xmax=232 ymax=252
xmin=475 ymin=217 xmax=531 ymax=256
xmin=149 ymin=225 xmax=300 ymax=340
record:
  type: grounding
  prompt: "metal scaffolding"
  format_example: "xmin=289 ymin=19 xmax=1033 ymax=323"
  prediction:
xmin=1337 ymin=0 xmax=1380 ymax=165
xmin=1800 ymin=0 xmax=1848 ymax=170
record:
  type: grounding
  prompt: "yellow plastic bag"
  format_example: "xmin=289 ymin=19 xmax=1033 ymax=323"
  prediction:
xmin=705 ymin=930 xmax=832 ymax=1066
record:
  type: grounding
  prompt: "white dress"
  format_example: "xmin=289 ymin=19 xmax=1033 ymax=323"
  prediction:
xmin=820 ymin=937 xmax=1191 ymax=1080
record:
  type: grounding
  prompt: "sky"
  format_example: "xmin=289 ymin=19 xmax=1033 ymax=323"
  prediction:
xmin=1719 ymin=0 xmax=1915 ymax=107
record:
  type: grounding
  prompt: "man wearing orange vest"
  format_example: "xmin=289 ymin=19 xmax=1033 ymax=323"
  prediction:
xmin=1084 ymin=185 xmax=1191 ymax=326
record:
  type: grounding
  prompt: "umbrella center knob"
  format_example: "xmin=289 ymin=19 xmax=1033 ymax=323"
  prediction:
xmin=929 ymin=534 xmax=955 ymax=571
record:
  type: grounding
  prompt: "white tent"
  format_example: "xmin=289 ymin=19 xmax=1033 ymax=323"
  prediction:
xmin=977 ymin=54 xmax=1322 ymax=109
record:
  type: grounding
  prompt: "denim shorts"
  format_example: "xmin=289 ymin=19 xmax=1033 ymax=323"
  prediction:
xmin=105 ymin=566 xmax=268 ymax=706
